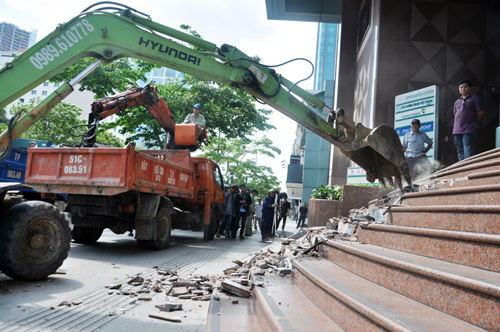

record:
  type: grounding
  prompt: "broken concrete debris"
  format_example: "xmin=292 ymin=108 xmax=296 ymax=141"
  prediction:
xmin=216 ymin=226 xmax=355 ymax=300
xmin=221 ymin=279 xmax=251 ymax=298
xmin=149 ymin=313 xmax=181 ymax=323
xmin=156 ymin=302 xmax=182 ymax=312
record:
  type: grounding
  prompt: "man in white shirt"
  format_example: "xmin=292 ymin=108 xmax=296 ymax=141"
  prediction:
xmin=402 ymin=119 xmax=433 ymax=181
xmin=184 ymin=104 xmax=206 ymax=137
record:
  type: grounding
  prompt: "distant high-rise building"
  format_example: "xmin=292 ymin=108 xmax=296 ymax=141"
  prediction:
xmin=313 ymin=23 xmax=338 ymax=91
xmin=287 ymin=22 xmax=339 ymax=203
xmin=0 ymin=22 xmax=37 ymax=52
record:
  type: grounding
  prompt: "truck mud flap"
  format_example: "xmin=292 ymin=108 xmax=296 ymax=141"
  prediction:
xmin=135 ymin=194 xmax=160 ymax=240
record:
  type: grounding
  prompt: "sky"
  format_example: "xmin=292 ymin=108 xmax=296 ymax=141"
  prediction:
xmin=0 ymin=0 xmax=318 ymax=189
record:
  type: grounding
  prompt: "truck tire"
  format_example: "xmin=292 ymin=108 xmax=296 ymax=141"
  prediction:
xmin=137 ymin=207 xmax=171 ymax=250
xmin=203 ymin=209 xmax=217 ymax=241
xmin=0 ymin=201 xmax=71 ymax=281
xmin=71 ymin=226 xmax=104 ymax=244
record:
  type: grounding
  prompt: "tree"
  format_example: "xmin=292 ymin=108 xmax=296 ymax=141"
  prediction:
xmin=51 ymin=58 xmax=157 ymax=99
xmin=0 ymin=108 xmax=8 ymax=126
xmin=103 ymin=77 xmax=275 ymax=148
xmin=43 ymin=26 xmax=281 ymax=190
xmin=0 ymin=108 xmax=7 ymax=132
xmin=9 ymin=99 xmax=123 ymax=146
xmin=201 ymin=136 xmax=281 ymax=196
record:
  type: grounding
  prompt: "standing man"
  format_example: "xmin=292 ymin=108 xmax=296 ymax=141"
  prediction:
xmin=276 ymin=193 xmax=291 ymax=233
xmin=218 ymin=185 xmax=237 ymax=238
xmin=261 ymin=190 xmax=277 ymax=242
xmin=244 ymin=189 xmax=258 ymax=236
xmin=402 ymin=119 xmax=433 ymax=181
xmin=297 ymin=202 xmax=308 ymax=228
xmin=231 ymin=184 xmax=252 ymax=239
xmin=184 ymin=104 xmax=206 ymax=137
xmin=453 ymin=80 xmax=484 ymax=161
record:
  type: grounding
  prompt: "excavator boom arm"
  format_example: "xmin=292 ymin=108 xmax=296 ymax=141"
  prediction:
xmin=90 ymin=85 xmax=176 ymax=133
xmin=0 ymin=7 xmax=410 ymax=186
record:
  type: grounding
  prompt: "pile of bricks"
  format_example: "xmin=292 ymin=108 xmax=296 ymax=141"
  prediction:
xmin=105 ymin=270 xmax=215 ymax=302
xmin=217 ymin=226 xmax=348 ymax=299
xmin=103 ymin=269 xmax=216 ymax=323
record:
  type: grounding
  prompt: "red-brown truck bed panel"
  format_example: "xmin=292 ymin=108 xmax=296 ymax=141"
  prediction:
xmin=26 ymin=145 xmax=194 ymax=197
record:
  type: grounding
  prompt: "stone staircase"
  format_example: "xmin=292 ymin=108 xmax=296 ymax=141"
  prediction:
xmin=207 ymin=148 xmax=500 ymax=332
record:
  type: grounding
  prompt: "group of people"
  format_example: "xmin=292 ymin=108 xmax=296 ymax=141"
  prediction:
xmin=259 ymin=190 xmax=309 ymax=242
xmin=216 ymin=184 xmax=309 ymax=243
xmin=402 ymin=79 xmax=484 ymax=181
xmin=217 ymin=184 xmax=256 ymax=239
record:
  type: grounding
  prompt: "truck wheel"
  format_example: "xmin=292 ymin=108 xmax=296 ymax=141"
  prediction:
xmin=71 ymin=226 xmax=104 ymax=244
xmin=137 ymin=207 xmax=171 ymax=250
xmin=203 ymin=209 xmax=217 ymax=241
xmin=0 ymin=201 xmax=71 ymax=281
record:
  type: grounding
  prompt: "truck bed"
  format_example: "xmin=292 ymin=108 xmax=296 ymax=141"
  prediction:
xmin=25 ymin=144 xmax=194 ymax=198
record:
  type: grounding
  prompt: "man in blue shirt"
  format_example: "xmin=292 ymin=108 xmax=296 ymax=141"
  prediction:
xmin=402 ymin=119 xmax=433 ymax=181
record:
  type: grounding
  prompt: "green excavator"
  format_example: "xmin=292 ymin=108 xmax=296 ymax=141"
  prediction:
xmin=0 ymin=3 xmax=410 ymax=280
xmin=0 ymin=2 xmax=410 ymax=187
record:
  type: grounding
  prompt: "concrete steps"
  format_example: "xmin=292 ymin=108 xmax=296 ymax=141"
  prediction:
xmin=292 ymin=257 xmax=485 ymax=332
xmin=253 ymin=273 xmax=343 ymax=332
xmin=387 ymin=205 xmax=500 ymax=234
xmin=320 ymin=240 xmax=500 ymax=331
xmin=207 ymin=290 xmax=263 ymax=332
xmin=429 ymin=149 xmax=500 ymax=181
xmin=358 ymin=223 xmax=500 ymax=272
xmin=207 ymin=274 xmax=343 ymax=332
xmin=401 ymin=184 xmax=500 ymax=206
xmin=210 ymin=148 xmax=499 ymax=332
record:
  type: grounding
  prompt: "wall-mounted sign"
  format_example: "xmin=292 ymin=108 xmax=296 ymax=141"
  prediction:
xmin=394 ymin=85 xmax=439 ymax=160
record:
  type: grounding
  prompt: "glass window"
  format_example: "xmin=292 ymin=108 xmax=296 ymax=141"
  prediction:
xmin=42 ymin=91 xmax=48 ymax=96
xmin=54 ymin=82 xmax=60 ymax=87
xmin=358 ymin=0 xmax=371 ymax=49
xmin=31 ymin=90 xmax=37 ymax=95
xmin=43 ymin=81 xmax=49 ymax=86
xmin=213 ymin=164 xmax=224 ymax=190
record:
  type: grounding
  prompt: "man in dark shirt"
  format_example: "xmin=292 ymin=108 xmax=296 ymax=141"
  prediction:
xmin=297 ymin=202 xmax=308 ymax=228
xmin=276 ymin=193 xmax=291 ymax=233
xmin=231 ymin=184 xmax=252 ymax=239
xmin=453 ymin=80 xmax=484 ymax=161
xmin=261 ymin=190 xmax=277 ymax=242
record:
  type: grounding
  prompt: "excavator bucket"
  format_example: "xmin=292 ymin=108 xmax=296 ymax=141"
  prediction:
xmin=334 ymin=109 xmax=412 ymax=188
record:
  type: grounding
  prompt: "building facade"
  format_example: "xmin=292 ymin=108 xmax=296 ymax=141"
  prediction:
xmin=268 ymin=0 xmax=500 ymax=185
xmin=0 ymin=22 xmax=37 ymax=52
xmin=288 ymin=21 xmax=339 ymax=203
xmin=314 ymin=23 xmax=339 ymax=91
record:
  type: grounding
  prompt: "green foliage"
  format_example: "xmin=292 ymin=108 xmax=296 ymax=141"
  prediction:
xmin=310 ymin=184 xmax=343 ymax=200
xmin=104 ymin=77 xmax=275 ymax=148
xmin=40 ymin=25 xmax=279 ymax=192
xmin=311 ymin=183 xmax=385 ymax=200
xmin=0 ymin=108 xmax=8 ymax=125
xmin=95 ymin=130 xmax=125 ymax=147
xmin=51 ymin=58 xmax=157 ymax=98
xmin=9 ymin=99 xmax=123 ymax=146
xmin=201 ymin=136 xmax=281 ymax=197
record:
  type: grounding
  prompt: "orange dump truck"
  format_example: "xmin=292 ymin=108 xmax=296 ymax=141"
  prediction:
xmin=25 ymin=142 xmax=225 ymax=249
